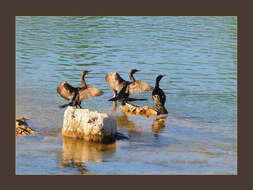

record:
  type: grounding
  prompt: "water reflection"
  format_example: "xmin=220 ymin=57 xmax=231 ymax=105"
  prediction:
xmin=61 ymin=137 xmax=116 ymax=174
xmin=114 ymin=113 xmax=152 ymax=139
xmin=61 ymin=159 xmax=87 ymax=174
xmin=152 ymin=118 xmax=166 ymax=136
xmin=112 ymin=101 xmax=117 ymax=112
xmin=114 ymin=113 xmax=136 ymax=131
xmin=114 ymin=107 xmax=168 ymax=139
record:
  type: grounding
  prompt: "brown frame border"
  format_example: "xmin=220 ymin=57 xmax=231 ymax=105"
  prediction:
xmin=1 ymin=0 xmax=246 ymax=189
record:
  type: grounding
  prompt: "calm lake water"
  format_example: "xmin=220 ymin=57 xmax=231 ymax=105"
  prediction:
xmin=16 ymin=16 xmax=237 ymax=175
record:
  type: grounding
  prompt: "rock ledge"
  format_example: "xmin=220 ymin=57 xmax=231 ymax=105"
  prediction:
xmin=119 ymin=103 xmax=159 ymax=118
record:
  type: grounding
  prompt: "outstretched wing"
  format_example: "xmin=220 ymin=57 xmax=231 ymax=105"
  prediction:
xmin=57 ymin=82 xmax=76 ymax=100
xmin=105 ymin=72 xmax=127 ymax=91
xmin=79 ymin=85 xmax=103 ymax=101
xmin=128 ymin=80 xmax=153 ymax=95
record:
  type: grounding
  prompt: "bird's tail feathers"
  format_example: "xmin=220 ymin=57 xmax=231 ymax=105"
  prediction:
xmin=108 ymin=97 xmax=118 ymax=101
xmin=127 ymin=98 xmax=147 ymax=102
xmin=108 ymin=96 xmax=147 ymax=102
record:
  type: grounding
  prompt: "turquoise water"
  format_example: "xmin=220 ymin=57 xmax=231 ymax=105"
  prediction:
xmin=16 ymin=16 xmax=237 ymax=174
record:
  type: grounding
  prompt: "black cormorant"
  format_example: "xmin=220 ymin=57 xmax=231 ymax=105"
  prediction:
xmin=110 ymin=83 xmax=130 ymax=104
xmin=152 ymin=75 xmax=168 ymax=114
xmin=108 ymin=80 xmax=148 ymax=103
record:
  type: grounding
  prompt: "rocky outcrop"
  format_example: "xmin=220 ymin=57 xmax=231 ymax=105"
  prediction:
xmin=16 ymin=117 xmax=37 ymax=136
xmin=62 ymin=107 xmax=117 ymax=143
xmin=119 ymin=103 xmax=159 ymax=118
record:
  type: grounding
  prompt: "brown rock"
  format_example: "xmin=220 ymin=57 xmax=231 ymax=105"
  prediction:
xmin=119 ymin=103 xmax=159 ymax=118
xmin=16 ymin=117 xmax=37 ymax=136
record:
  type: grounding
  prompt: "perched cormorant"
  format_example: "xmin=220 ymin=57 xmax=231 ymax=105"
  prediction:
xmin=110 ymin=83 xmax=130 ymax=104
xmin=108 ymin=80 xmax=148 ymax=103
xmin=105 ymin=72 xmax=127 ymax=98
xmin=57 ymin=71 xmax=103 ymax=108
xmin=152 ymin=75 xmax=168 ymax=114
xmin=105 ymin=69 xmax=153 ymax=98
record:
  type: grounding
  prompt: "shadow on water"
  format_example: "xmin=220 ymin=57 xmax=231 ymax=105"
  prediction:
xmin=60 ymin=137 xmax=116 ymax=174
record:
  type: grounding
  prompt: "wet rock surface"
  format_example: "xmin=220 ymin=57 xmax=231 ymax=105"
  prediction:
xmin=16 ymin=117 xmax=38 ymax=136
xmin=119 ymin=103 xmax=159 ymax=118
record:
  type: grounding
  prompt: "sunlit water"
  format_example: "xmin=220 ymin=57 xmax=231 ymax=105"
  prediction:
xmin=16 ymin=16 xmax=237 ymax=174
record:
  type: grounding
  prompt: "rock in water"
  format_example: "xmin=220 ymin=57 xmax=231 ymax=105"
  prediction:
xmin=16 ymin=117 xmax=37 ymax=136
xmin=62 ymin=106 xmax=117 ymax=143
xmin=119 ymin=103 xmax=159 ymax=118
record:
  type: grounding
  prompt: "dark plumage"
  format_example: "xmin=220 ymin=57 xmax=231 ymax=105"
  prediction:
xmin=57 ymin=71 xmax=103 ymax=108
xmin=105 ymin=69 xmax=153 ymax=99
xmin=109 ymin=83 xmax=130 ymax=104
xmin=152 ymin=75 xmax=168 ymax=114
xmin=108 ymin=82 xmax=148 ymax=104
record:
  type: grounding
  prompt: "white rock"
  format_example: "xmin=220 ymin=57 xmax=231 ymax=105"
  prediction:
xmin=62 ymin=106 xmax=117 ymax=143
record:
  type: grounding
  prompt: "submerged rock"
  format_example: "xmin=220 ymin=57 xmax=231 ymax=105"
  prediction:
xmin=16 ymin=117 xmax=37 ymax=136
xmin=62 ymin=106 xmax=117 ymax=143
xmin=119 ymin=103 xmax=159 ymax=118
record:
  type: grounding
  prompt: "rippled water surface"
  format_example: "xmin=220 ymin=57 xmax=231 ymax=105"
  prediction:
xmin=16 ymin=16 xmax=237 ymax=174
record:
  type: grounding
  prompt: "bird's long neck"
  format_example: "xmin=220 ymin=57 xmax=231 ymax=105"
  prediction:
xmin=81 ymin=73 xmax=87 ymax=88
xmin=155 ymin=79 xmax=160 ymax=88
xmin=129 ymin=71 xmax=136 ymax=82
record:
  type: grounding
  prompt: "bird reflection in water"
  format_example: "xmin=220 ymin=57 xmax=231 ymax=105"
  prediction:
xmin=152 ymin=118 xmax=166 ymax=136
xmin=61 ymin=137 xmax=116 ymax=174
xmin=61 ymin=159 xmax=87 ymax=174
xmin=111 ymin=100 xmax=169 ymax=139
xmin=113 ymin=114 xmax=136 ymax=131
xmin=112 ymin=101 xmax=118 ymax=112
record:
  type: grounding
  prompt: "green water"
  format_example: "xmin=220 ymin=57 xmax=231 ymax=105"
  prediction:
xmin=16 ymin=16 xmax=237 ymax=174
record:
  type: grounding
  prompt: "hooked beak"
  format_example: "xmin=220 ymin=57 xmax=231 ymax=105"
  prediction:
xmin=132 ymin=69 xmax=140 ymax=74
xmin=84 ymin=70 xmax=91 ymax=74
